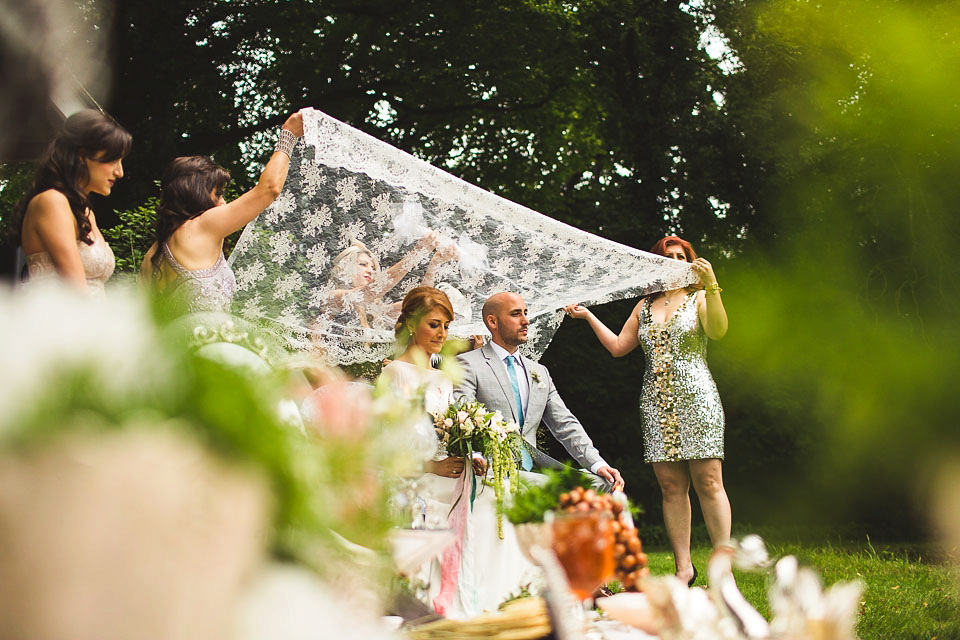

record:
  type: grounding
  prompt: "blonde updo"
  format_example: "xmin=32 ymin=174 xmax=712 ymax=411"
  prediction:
xmin=330 ymin=239 xmax=380 ymax=286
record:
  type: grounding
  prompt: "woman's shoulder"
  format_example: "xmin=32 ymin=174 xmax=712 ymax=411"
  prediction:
xmin=22 ymin=190 xmax=80 ymax=248
xmin=26 ymin=189 xmax=73 ymax=216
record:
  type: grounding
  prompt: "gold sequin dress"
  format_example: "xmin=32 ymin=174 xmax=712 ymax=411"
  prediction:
xmin=638 ymin=290 xmax=724 ymax=462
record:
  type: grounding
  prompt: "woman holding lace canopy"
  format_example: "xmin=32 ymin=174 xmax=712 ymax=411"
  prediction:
xmin=325 ymin=235 xmax=457 ymax=331
xmin=139 ymin=111 xmax=304 ymax=313
xmin=564 ymin=235 xmax=729 ymax=588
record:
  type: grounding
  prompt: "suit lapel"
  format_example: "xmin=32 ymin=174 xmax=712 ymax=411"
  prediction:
xmin=481 ymin=343 xmax=520 ymax=422
xmin=524 ymin=359 xmax=548 ymax=429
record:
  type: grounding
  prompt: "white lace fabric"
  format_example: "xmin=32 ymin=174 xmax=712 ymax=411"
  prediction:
xmin=229 ymin=108 xmax=697 ymax=365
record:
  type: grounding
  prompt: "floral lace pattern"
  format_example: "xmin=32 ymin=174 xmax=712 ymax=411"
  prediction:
xmin=229 ymin=108 xmax=698 ymax=365
xmin=160 ymin=243 xmax=237 ymax=313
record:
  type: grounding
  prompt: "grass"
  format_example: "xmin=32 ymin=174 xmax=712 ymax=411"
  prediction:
xmin=641 ymin=536 xmax=960 ymax=639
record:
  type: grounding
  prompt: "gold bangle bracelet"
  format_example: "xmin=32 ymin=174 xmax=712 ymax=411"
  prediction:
xmin=705 ymin=284 xmax=722 ymax=294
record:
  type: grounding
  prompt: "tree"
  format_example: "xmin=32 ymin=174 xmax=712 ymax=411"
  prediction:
xmin=93 ymin=1 xmax=750 ymax=248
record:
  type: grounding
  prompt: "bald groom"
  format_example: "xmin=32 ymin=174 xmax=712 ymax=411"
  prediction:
xmin=455 ymin=292 xmax=624 ymax=490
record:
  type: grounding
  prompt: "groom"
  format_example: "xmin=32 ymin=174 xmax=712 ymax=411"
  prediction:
xmin=454 ymin=292 xmax=624 ymax=490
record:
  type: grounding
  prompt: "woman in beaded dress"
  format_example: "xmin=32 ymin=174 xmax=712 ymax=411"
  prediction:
xmin=380 ymin=286 xmax=535 ymax=619
xmin=11 ymin=109 xmax=132 ymax=295
xmin=564 ymin=235 xmax=729 ymax=587
xmin=139 ymin=111 xmax=303 ymax=313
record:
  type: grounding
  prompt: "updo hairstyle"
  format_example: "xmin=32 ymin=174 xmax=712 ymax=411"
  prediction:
xmin=394 ymin=286 xmax=455 ymax=345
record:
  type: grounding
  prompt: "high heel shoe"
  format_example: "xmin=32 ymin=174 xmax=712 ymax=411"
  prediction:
xmin=688 ymin=564 xmax=698 ymax=588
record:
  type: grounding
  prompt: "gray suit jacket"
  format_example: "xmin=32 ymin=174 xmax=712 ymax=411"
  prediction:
xmin=454 ymin=342 xmax=604 ymax=471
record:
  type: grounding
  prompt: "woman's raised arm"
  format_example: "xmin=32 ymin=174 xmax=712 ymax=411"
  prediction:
xmin=196 ymin=111 xmax=304 ymax=239
xmin=563 ymin=300 xmax=642 ymax=357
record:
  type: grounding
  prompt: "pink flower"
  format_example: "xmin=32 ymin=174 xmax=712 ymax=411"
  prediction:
xmin=301 ymin=381 xmax=372 ymax=439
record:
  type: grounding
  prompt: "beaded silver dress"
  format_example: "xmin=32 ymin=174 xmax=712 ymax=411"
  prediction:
xmin=25 ymin=237 xmax=115 ymax=295
xmin=637 ymin=290 xmax=724 ymax=463
xmin=159 ymin=243 xmax=237 ymax=313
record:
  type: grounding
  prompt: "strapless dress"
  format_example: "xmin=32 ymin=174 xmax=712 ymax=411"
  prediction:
xmin=25 ymin=238 xmax=115 ymax=295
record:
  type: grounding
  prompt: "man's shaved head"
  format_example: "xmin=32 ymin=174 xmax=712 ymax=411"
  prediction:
xmin=481 ymin=292 xmax=528 ymax=351
xmin=481 ymin=292 xmax=516 ymax=331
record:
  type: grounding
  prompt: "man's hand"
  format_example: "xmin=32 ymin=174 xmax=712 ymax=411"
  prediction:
xmin=596 ymin=465 xmax=625 ymax=491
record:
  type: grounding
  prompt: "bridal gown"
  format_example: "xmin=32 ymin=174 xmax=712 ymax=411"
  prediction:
xmin=637 ymin=291 xmax=725 ymax=463
xmin=25 ymin=237 xmax=115 ymax=295
xmin=380 ymin=360 xmax=536 ymax=619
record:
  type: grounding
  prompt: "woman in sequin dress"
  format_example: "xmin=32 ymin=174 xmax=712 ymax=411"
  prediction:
xmin=11 ymin=109 xmax=132 ymax=295
xmin=139 ymin=111 xmax=304 ymax=313
xmin=564 ymin=235 xmax=729 ymax=587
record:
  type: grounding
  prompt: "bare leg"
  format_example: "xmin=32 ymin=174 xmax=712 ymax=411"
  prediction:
xmin=689 ymin=458 xmax=731 ymax=547
xmin=652 ymin=461 xmax=694 ymax=583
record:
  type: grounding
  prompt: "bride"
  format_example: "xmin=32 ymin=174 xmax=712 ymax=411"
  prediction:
xmin=380 ymin=286 xmax=536 ymax=619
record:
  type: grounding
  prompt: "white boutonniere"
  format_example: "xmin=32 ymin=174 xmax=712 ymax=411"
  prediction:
xmin=530 ymin=371 xmax=546 ymax=388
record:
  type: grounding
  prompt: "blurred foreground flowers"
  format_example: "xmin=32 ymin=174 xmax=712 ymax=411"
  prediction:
xmin=0 ymin=283 xmax=422 ymax=639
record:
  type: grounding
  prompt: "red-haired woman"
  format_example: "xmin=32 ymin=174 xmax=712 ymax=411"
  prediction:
xmin=564 ymin=235 xmax=729 ymax=587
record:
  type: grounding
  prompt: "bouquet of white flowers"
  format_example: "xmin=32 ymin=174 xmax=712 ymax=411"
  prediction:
xmin=432 ymin=398 xmax=525 ymax=538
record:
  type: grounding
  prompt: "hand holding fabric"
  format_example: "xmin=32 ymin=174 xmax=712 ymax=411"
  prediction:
xmin=691 ymin=257 xmax=717 ymax=287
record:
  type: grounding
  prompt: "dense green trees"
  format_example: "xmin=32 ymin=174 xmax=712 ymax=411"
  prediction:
xmin=3 ymin=0 xmax=958 ymax=539
xmin=95 ymin=1 xmax=749 ymax=246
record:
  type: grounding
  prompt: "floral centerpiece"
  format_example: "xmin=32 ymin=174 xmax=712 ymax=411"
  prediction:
xmin=432 ymin=398 xmax=525 ymax=538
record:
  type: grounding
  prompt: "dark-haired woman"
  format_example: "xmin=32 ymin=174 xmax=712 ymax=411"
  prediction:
xmin=12 ymin=109 xmax=132 ymax=294
xmin=140 ymin=111 xmax=303 ymax=312
xmin=564 ymin=235 xmax=729 ymax=587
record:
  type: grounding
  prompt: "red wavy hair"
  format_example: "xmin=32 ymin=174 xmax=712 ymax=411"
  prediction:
xmin=649 ymin=235 xmax=697 ymax=262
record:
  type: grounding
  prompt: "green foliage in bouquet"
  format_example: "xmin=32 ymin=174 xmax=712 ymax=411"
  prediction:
xmin=504 ymin=467 xmax=642 ymax=525
xmin=433 ymin=397 xmax=525 ymax=538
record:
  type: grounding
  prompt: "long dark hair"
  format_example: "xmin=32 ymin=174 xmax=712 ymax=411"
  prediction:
xmin=10 ymin=109 xmax=132 ymax=246
xmin=150 ymin=156 xmax=230 ymax=274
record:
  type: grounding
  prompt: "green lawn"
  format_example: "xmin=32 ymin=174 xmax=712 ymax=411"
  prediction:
xmin=642 ymin=539 xmax=960 ymax=639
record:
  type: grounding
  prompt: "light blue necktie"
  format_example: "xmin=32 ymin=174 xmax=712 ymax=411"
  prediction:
xmin=505 ymin=355 xmax=533 ymax=471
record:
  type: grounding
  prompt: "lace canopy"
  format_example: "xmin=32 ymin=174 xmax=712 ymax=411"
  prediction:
xmin=229 ymin=108 xmax=697 ymax=365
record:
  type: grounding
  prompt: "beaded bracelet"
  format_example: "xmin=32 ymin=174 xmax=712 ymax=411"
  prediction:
xmin=274 ymin=129 xmax=297 ymax=157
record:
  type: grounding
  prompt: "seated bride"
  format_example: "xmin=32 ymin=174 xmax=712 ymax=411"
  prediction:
xmin=379 ymin=286 xmax=536 ymax=619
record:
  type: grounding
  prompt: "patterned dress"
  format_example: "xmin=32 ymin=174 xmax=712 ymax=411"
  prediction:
xmin=26 ymin=237 xmax=115 ymax=295
xmin=159 ymin=243 xmax=237 ymax=313
xmin=637 ymin=290 xmax=724 ymax=463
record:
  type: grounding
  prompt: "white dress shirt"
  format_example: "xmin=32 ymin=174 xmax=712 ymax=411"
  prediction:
xmin=489 ymin=341 xmax=529 ymax=417
xmin=488 ymin=341 xmax=608 ymax=474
